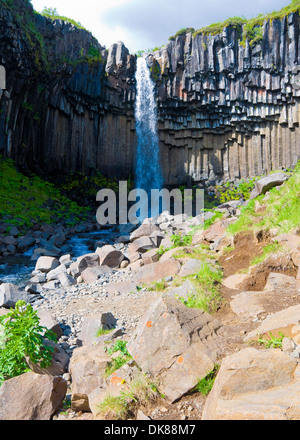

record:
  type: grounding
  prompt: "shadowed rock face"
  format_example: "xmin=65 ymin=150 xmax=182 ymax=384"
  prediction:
xmin=0 ymin=0 xmax=300 ymax=186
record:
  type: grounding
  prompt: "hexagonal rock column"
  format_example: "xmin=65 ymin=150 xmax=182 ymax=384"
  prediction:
xmin=127 ymin=295 xmax=222 ymax=402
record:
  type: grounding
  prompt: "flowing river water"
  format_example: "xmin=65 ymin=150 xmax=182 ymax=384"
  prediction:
xmin=0 ymin=228 xmax=118 ymax=287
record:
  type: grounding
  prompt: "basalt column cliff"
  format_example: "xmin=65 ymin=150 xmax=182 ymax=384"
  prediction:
xmin=0 ymin=0 xmax=300 ymax=186
xmin=148 ymin=14 xmax=300 ymax=184
xmin=0 ymin=0 xmax=137 ymax=180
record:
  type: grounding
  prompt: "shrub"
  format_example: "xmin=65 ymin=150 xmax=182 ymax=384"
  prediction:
xmin=0 ymin=301 xmax=57 ymax=385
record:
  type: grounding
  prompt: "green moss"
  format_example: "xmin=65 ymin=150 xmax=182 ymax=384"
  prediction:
xmin=0 ymin=0 xmax=49 ymax=71
xmin=0 ymin=156 xmax=89 ymax=231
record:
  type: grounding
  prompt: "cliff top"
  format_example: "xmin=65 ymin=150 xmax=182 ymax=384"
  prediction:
xmin=165 ymin=0 xmax=300 ymax=50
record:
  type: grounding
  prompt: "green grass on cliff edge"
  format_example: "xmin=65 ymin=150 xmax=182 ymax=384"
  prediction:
xmin=227 ymin=161 xmax=300 ymax=237
xmin=169 ymin=0 xmax=300 ymax=45
xmin=0 ymin=157 xmax=89 ymax=231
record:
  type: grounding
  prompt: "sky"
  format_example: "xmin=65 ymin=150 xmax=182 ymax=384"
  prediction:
xmin=31 ymin=0 xmax=291 ymax=53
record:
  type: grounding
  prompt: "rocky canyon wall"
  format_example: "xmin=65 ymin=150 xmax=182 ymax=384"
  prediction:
xmin=0 ymin=0 xmax=137 ymax=180
xmin=148 ymin=13 xmax=300 ymax=184
xmin=0 ymin=0 xmax=300 ymax=186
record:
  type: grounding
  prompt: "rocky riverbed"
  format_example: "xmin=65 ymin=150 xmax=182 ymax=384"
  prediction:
xmin=1 ymin=171 xmax=300 ymax=421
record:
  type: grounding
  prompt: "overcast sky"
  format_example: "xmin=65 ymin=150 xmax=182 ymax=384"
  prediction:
xmin=31 ymin=0 xmax=290 ymax=53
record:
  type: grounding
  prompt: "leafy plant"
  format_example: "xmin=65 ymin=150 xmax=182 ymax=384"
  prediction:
xmin=104 ymin=341 xmax=132 ymax=377
xmin=193 ymin=365 xmax=220 ymax=396
xmin=0 ymin=301 xmax=57 ymax=385
xmin=171 ymin=232 xmax=193 ymax=247
xmin=257 ymin=332 xmax=285 ymax=349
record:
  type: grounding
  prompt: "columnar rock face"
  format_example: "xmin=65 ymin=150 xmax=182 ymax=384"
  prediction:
xmin=0 ymin=0 xmax=300 ymax=185
xmin=0 ymin=0 xmax=137 ymax=180
xmin=149 ymin=15 xmax=300 ymax=184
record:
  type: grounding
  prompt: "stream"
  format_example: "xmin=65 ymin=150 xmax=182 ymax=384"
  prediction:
xmin=0 ymin=228 xmax=120 ymax=288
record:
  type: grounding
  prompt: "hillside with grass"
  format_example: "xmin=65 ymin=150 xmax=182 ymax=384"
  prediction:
xmin=0 ymin=157 xmax=89 ymax=232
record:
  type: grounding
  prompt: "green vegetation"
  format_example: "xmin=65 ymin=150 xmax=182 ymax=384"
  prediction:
xmin=257 ymin=332 xmax=285 ymax=349
xmin=0 ymin=301 xmax=57 ymax=385
xmin=250 ymin=242 xmax=286 ymax=266
xmin=173 ymin=243 xmax=213 ymax=260
xmin=182 ymin=261 xmax=223 ymax=313
xmin=145 ymin=279 xmax=170 ymax=292
xmin=104 ymin=341 xmax=133 ymax=377
xmin=1 ymin=0 xmax=49 ymax=70
xmin=61 ymin=171 xmax=123 ymax=199
xmin=171 ymin=232 xmax=193 ymax=247
xmin=40 ymin=6 xmax=86 ymax=30
xmin=193 ymin=365 xmax=220 ymax=396
xmin=170 ymin=1 xmax=300 ymax=47
xmin=194 ymin=16 xmax=247 ymax=37
xmin=97 ymin=375 xmax=159 ymax=420
xmin=0 ymin=156 xmax=89 ymax=231
xmin=96 ymin=328 xmax=113 ymax=337
xmin=62 ymin=44 xmax=104 ymax=67
xmin=227 ymin=161 xmax=300 ymax=237
xmin=156 ymin=231 xmax=193 ymax=258
xmin=169 ymin=27 xmax=195 ymax=41
xmin=216 ymin=177 xmax=258 ymax=204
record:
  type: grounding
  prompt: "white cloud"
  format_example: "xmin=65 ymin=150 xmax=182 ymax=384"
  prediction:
xmin=31 ymin=0 xmax=136 ymax=49
xmin=31 ymin=0 xmax=291 ymax=53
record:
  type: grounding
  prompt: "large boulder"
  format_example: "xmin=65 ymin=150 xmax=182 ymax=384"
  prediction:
xmin=142 ymin=249 xmax=160 ymax=265
xmin=264 ymin=272 xmax=297 ymax=291
xmin=0 ymin=372 xmax=67 ymax=420
xmin=250 ymin=172 xmax=289 ymax=199
xmin=96 ymin=245 xmax=124 ymax=268
xmin=128 ymin=236 xmax=156 ymax=254
xmin=130 ymin=224 xmax=160 ymax=242
xmin=35 ymin=256 xmax=60 ymax=273
xmin=26 ymin=341 xmax=69 ymax=377
xmin=178 ymin=259 xmax=207 ymax=277
xmin=165 ymin=279 xmax=197 ymax=301
xmin=36 ymin=308 xmax=63 ymax=339
xmin=202 ymin=220 xmax=227 ymax=244
xmin=202 ymin=348 xmax=300 ymax=420
xmin=133 ymin=259 xmax=181 ymax=285
xmin=69 ymin=345 xmax=111 ymax=412
xmin=0 ymin=283 xmax=35 ymax=309
xmin=244 ymin=304 xmax=300 ymax=343
xmin=127 ymin=295 xmax=222 ymax=402
xmin=16 ymin=236 xmax=35 ymax=252
xmin=77 ymin=313 xmax=119 ymax=347
xmin=70 ymin=253 xmax=100 ymax=278
xmin=80 ymin=266 xmax=112 ymax=284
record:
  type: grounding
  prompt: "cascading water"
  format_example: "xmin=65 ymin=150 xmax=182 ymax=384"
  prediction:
xmin=135 ymin=57 xmax=164 ymax=195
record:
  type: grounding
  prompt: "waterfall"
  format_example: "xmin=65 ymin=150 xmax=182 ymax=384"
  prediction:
xmin=135 ymin=57 xmax=164 ymax=194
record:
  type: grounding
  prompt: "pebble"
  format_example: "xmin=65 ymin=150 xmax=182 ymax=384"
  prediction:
xmin=31 ymin=263 xmax=157 ymax=352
